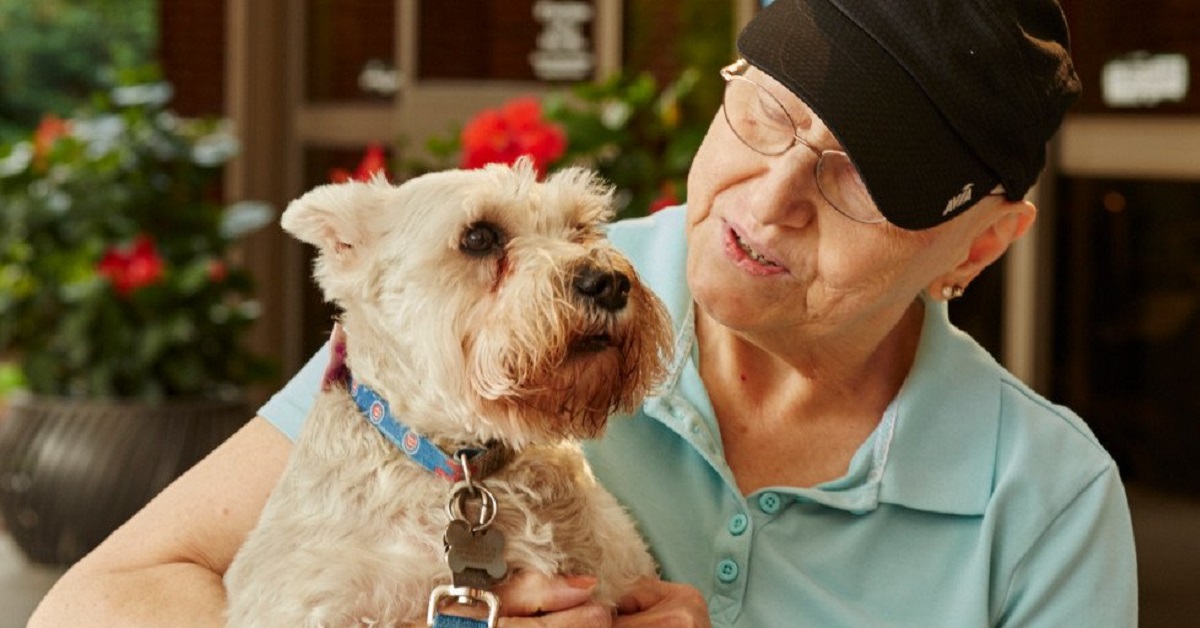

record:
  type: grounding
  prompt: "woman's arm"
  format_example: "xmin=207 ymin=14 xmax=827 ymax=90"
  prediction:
xmin=28 ymin=416 xmax=291 ymax=628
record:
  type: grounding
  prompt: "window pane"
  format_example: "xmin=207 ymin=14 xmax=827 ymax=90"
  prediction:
xmin=305 ymin=0 xmax=398 ymax=103
xmin=418 ymin=0 xmax=592 ymax=82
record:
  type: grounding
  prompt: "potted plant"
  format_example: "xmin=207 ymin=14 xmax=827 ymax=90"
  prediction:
xmin=0 ymin=70 xmax=273 ymax=565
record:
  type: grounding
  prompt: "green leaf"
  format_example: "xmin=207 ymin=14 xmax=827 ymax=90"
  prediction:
xmin=0 ymin=360 xmax=25 ymax=398
xmin=176 ymin=259 xmax=211 ymax=295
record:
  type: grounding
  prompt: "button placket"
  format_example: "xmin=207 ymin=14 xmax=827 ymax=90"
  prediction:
xmin=709 ymin=495 xmax=752 ymax=617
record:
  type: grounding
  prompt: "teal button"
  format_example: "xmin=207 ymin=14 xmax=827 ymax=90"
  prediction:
xmin=728 ymin=512 xmax=748 ymax=536
xmin=716 ymin=558 xmax=740 ymax=583
xmin=758 ymin=492 xmax=782 ymax=514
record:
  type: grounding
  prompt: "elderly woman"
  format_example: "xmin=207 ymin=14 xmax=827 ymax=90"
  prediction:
xmin=31 ymin=0 xmax=1136 ymax=626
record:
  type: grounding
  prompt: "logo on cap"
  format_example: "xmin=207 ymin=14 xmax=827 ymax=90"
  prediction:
xmin=943 ymin=183 xmax=975 ymax=216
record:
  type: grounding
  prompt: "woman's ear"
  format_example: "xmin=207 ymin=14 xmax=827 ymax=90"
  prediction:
xmin=965 ymin=200 xmax=1036 ymax=271
xmin=933 ymin=200 xmax=1037 ymax=297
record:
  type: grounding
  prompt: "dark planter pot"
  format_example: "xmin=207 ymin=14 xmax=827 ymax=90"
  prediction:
xmin=0 ymin=394 xmax=248 ymax=566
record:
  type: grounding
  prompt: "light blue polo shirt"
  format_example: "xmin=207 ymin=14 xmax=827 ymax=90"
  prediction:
xmin=260 ymin=205 xmax=1137 ymax=627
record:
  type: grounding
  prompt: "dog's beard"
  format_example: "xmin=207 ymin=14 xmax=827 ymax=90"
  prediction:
xmin=468 ymin=312 xmax=668 ymax=444
xmin=491 ymin=348 xmax=627 ymax=439
xmin=472 ymin=335 xmax=623 ymax=436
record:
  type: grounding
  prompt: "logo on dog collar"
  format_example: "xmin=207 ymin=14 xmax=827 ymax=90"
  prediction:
xmin=369 ymin=401 xmax=385 ymax=424
xmin=402 ymin=431 xmax=420 ymax=455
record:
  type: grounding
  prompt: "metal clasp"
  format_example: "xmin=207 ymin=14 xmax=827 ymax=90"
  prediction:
xmin=445 ymin=452 xmax=498 ymax=532
xmin=426 ymin=585 xmax=500 ymax=627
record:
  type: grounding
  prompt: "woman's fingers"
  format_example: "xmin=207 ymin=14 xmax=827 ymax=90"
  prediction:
xmin=498 ymin=602 xmax=613 ymax=627
xmin=614 ymin=577 xmax=710 ymax=627
xmin=433 ymin=571 xmax=710 ymax=627
xmin=493 ymin=570 xmax=599 ymax=616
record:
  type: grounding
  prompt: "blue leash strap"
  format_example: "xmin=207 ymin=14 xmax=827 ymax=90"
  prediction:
xmin=431 ymin=614 xmax=489 ymax=628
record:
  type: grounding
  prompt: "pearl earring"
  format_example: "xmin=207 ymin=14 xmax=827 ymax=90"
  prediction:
xmin=941 ymin=284 xmax=965 ymax=300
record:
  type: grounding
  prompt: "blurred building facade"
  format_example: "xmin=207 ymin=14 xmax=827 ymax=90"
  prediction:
xmin=157 ymin=0 xmax=1200 ymax=496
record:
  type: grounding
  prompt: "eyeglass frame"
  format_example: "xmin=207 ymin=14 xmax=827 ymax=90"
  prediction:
xmin=718 ymin=59 xmax=1006 ymax=225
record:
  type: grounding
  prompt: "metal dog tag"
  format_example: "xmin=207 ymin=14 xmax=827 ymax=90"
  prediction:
xmin=444 ymin=519 xmax=508 ymax=589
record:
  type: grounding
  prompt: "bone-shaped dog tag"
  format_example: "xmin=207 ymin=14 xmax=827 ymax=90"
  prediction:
xmin=444 ymin=519 xmax=508 ymax=589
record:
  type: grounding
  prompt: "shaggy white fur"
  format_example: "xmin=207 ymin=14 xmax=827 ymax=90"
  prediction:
xmin=224 ymin=159 xmax=673 ymax=627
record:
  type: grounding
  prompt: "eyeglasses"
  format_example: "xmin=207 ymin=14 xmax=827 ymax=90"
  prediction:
xmin=720 ymin=59 xmax=886 ymax=223
xmin=720 ymin=59 xmax=1007 ymax=225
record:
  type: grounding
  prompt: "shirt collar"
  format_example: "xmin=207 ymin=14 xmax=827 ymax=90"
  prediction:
xmin=877 ymin=296 xmax=1000 ymax=515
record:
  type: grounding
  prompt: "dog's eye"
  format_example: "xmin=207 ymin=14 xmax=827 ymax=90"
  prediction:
xmin=460 ymin=222 xmax=504 ymax=256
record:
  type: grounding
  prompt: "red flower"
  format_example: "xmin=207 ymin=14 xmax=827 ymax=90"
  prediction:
xmin=97 ymin=235 xmax=166 ymax=297
xmin=647 ymin=182 xmax=680 ymax=214
xmin=207 ymin=258 xmax=228 ymax=283
xmin=330 ymin=143 xmax=390 ymax=183
xmin=33 ymin=114 xmax=71 ymax=170
xmin=460 ymin=97 xmax=566 ymax=177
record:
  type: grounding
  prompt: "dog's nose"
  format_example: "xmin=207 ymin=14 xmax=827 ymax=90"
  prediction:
xmin=573 ymin=267 xmax=631 ymax=312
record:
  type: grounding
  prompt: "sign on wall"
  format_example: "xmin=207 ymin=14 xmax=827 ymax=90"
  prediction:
xmin=529 ymin=1 xmax=595 ymax=81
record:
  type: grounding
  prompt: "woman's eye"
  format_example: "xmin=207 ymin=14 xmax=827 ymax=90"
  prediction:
xmin=460 ymin=222 xmax=503 ymax=256
xmin=756 ymin=95 xmax=793 ymax=130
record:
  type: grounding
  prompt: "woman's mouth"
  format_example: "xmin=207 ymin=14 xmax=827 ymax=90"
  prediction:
xmin=735 ymin=233 xmax=777 ymax=266
xmin=723 ymin=224 xmax=786 ymax=276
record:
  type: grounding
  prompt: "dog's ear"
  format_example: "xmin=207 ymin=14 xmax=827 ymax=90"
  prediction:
xmin=280 ymin=179 xmax=392 ymax=269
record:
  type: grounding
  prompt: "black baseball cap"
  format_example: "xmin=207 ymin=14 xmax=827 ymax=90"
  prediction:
xmin=738 ymin=0 xmax=1081 ymax=230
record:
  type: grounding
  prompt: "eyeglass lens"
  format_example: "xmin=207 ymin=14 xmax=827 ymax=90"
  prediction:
xmin=722 ymin=75 xmax=884 ymax=223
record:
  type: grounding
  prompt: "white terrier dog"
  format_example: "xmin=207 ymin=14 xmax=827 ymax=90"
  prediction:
xmin=224 ymin=159 xmax=673 ymax=627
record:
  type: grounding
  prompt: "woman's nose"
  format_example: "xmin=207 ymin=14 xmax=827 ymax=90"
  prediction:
xmin=747 ymin=146 xmax=823 ymax=227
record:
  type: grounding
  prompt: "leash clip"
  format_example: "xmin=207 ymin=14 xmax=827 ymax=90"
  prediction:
xmin=430 ymin=453 xmax=507 ymax=627
xmin=426 ymin=585 xmax=500 ymax=627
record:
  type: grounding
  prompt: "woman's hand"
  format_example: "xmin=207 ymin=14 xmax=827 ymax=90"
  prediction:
xmin=615 ymin=577 xmax=710 ymax=627
xmin=475 ymin=570 xmax=614 ymax=627
xmin=463 ymin=572 xmax=709 ymax=628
